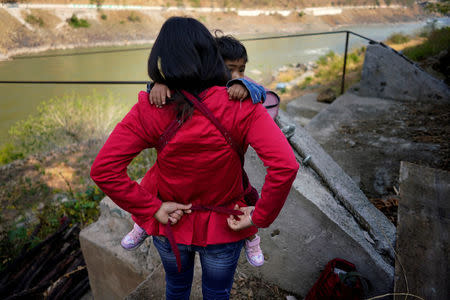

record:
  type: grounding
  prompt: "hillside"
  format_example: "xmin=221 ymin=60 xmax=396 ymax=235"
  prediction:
xmin=0 ymin=1 xmax=428 ymax=58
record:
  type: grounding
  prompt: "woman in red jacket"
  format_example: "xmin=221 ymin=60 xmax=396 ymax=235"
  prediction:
xmin=90 ymin=17 xmax=299 ymax=300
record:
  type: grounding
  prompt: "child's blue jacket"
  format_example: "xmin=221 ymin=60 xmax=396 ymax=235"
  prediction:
xmin=226 ymin=78 xmax=266 ymax=104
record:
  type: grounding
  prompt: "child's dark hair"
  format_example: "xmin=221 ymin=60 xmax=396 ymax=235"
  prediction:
xmin=148 ymin=17 xmax=228 ymax=95
xmin=215 ymin=31 xmax=248 ymax=63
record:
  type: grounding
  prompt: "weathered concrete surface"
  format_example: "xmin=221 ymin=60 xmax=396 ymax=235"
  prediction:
xmin=242 ymin=145 xmax=394 ymax=297
xmin=280 ymin=110 xmax=396 ymax=261
xmin=286 ymin=93 xmax=329 ymax=126
xmin=306 ymin=92 xmax=445 ymax=198
xmin=394 ymin=162 xmax=449 ymax=300
xmin=359 ymin=43 xmax=450 ymax=102
xmin=79 ymin=197 xmax=160 ymax=300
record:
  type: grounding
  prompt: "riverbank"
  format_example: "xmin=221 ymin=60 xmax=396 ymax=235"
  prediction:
xmin=0 ymin=3 xmax=430 ymax=59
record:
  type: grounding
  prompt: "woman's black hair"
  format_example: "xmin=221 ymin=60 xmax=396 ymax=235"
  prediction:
xmin=148 ymin=17 xmax=228 ymax=95
xmin=214 ymin=30 xmax=248 ymax=63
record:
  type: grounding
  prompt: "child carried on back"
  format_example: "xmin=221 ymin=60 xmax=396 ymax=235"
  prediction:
xmin=121 ymin=33 xmax=280 ymax=268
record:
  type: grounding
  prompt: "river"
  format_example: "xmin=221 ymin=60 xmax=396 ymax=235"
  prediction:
xmin=0 ymin=19 xmax=447 ymax=143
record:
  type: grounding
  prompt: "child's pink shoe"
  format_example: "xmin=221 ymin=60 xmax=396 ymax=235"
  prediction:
xmin=121 ymin=223 xmax=149 ymax=251
xmin=245 ymin=234 xmax=264 ymax=267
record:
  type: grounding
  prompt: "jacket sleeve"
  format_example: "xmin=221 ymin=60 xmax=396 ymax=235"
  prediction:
xmin=90 ymin=103 xmax=162 ymax=221
xmin=244 ymin=104 xmax=299 ymax=228
xmin=226 ymin=78 xmax=266 ymax=104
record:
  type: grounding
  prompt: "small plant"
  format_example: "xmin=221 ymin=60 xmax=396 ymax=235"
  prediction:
xmin=67 ymin=14 xmax=90 ymax=28
xmin=189 ymin=0 xmax=200 ymax=7
xmin=25 ymin=14 xmax=44 ymax=27
xmin=300 ymin=76 xmax=313 ymax=90
xmin=0 ymin=143 xmax=23 ymax=165
xmin=101 ymin=14 xmax=107 ymax=20
xmin=387 ymin=32 xmax=410 ymax=44
xmin=298 ymin=11 xmax=305 ymax=17
xmin=403 ymin=27 xmax=450 ymax=61
xmin=90 ymin=0 xmax=104 ymax=11
xmin=127 ymin=12 xmax=141 ymax=22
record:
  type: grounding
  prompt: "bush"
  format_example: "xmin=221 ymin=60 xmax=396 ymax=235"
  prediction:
xmin=8 ymin=92 xmax=129 ymax=157
xmin=67 ymin=14 xmax=90 ymax=28
xmin=127 ymin=12 xmax=141 ymax=22
xmin=101 ymin=14 xmax=107 ymax=20
xmin=25 ymin=14 xmax=44 ymax=27
xmin=0 ymin=143 xmax=24 ymax=165
xmin=403 ymin=27 xmax=450 ymax=61
xmin=387 ymin=32 xmax=411 ymax=44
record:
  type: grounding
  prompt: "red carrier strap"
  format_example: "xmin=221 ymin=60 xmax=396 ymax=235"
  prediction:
xmin=164 ymin=205 xmax=244 ymax=272
xmin=158 ymin=89 xmax=258 ymax=272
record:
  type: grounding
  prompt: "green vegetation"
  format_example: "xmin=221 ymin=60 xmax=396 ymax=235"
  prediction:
xmin=189 ymin=0 xmax=201 ymax=7
xmin=127 ymin=12 xmax=141 ymax=22
xmin=67 ymin=14 xmax=90 ymax=28
xmin=403 ymin=27 xmax=450 ymax=61
xmin=301 ymin=47 xmax=366 ymax=94
xmin=8 ymin=92 xmax=128 ymax=157
xmin=25 ymin=14 xmax=44 ymax=27
xmin=0 ymin=183 xmax=104 ymax=270
xmin=0 ymin=143 xmax=24 ymax=164
xmin=425 ymin=0 xmax=450 ymax=15
xmin=101 ymin=13 xmax=107 ymax=20
xmin=90 ymin=0 xmax=104 ymax=10
xmin=387 ymin=32 xmax=410 ymax=44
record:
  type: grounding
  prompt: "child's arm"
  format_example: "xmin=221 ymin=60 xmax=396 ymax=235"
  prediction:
xmin=227 ymin=83 xmax=249 ymax=101
xmin=149 ymin=82 xmax=171 ymax=108
xmin=226 ymin=78 xmax=266 ymax=104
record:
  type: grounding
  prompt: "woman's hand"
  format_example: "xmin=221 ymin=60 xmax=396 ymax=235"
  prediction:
xmin=154 ymin=202 xmax=192 ymax=225
xmin=149 ymin=83 xmax=171 ymax=108
xmin=227 ymin=204 xmax=255 ymax=231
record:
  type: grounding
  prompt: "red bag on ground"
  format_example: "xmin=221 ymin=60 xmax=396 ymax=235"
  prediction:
xmin=305 ymin=258 xmax=365 ymax=300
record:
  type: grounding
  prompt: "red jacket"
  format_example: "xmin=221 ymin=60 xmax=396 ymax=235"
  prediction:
xmin=90 ymin=86 xmax=299 ymax=246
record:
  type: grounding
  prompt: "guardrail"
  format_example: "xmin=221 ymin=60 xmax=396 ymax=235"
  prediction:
xmin=0 ymin=30 xmax=380 ymax=95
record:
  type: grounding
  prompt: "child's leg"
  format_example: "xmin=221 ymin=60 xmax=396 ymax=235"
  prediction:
xmin=121 ymin=222 xmax=149 ymax=251
xmin=245 ymin=233 xmax=264 ymax=267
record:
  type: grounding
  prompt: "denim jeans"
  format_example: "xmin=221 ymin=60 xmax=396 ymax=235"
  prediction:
xmin=153 ymin=236 xmax=244 ymax=300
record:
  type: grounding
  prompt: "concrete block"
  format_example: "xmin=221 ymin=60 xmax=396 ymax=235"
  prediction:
xmin=79 ymin=197 xmax=161 ymax=300
xmin=359 ymin=44 xmax=450 ymax=102
xmin=286 ymin=93 xmax=329 ymax=126
xmin=306 ymin=92 xmax=444 ymax=198
xmin=395 ymin=162 xmax=449 ymax=300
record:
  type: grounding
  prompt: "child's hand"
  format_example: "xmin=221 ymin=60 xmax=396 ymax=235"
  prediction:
xmin=149 ymin=83 xmax=171 ymax=108
xmin=227 ymin=84 xmax=249 ymax=101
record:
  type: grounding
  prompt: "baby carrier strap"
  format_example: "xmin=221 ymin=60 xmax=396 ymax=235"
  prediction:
xmin=157 ymin=89 xmax=259 ymax=272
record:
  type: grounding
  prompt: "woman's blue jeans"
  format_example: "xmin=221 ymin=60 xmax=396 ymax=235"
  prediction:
xmin=153 ymin=236 xmax=244 ymax=300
